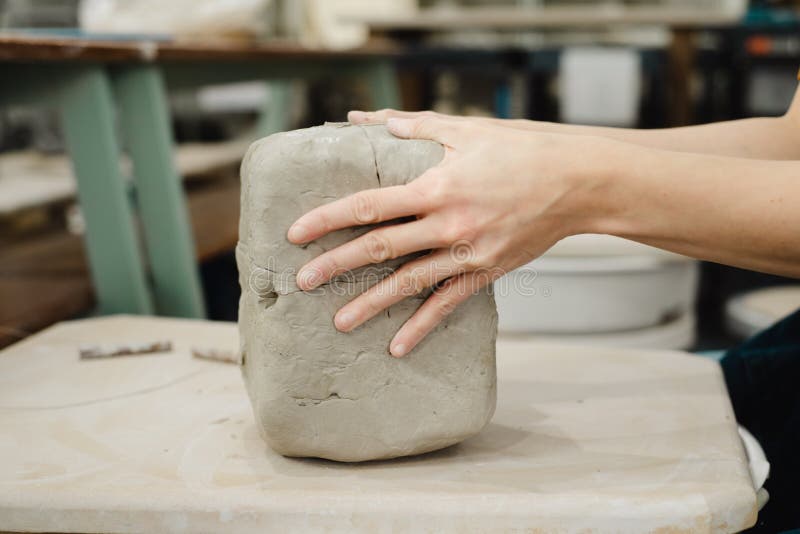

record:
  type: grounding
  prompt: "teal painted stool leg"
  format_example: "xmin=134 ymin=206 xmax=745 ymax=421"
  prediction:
xmin=112 ymin=65 xmax=206 ymax=318
xmin=59 ymin=66 xmax=154 ymax=315
xmin=366 ymin=60 xmax=401 ymax=111
xmin=256 ymin=81 xmax=291 ymax=137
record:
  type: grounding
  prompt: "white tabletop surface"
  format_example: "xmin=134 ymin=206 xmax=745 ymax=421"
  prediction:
xmin=0 ymin=316 xmax=756 ymax=533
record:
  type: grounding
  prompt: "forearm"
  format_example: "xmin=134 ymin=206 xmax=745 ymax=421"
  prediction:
xmin=503 ymin=116 xmax=800 ymax=160
xmin=579 ymin=139 xmax=800 ymax=277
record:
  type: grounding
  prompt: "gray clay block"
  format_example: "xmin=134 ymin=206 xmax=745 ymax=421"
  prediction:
xmin=237 ymin=123 xmax=497 ymax=462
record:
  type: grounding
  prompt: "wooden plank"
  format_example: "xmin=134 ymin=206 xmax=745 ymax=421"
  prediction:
xmin=188 ymin=178 xmax=241 ymax=262
xmin=0 ymin=35 xmax=399 ymax=63
xmin=0 ymin=231 xmax=95 ymax=348
xmin=353 ymin=5 xmax=741 ymax=31
xmin=0 ymin=141 xmax=249 ymax=216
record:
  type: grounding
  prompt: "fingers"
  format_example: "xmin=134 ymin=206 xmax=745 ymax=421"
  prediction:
xmin=349 ymin=109 xmax=480 ymax=127
xmin=288 ymin=185 xmax=425 ymax=244
xmin=389 ymin=270 xmax=494 ymax=357
xmin=348 ymin=109 xmax=422 ymax=124
xmin=296 ymin=221 xmax=445 ymax=290
xmin=347 ymin=109 xmax=465 ymax=145
xmin=333 ymin=251 xmax=461 ymax=335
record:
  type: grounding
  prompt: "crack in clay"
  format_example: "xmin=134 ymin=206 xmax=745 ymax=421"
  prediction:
xmin=358 ymin=125 xmax=382 ymax=187
xmin=291 ymin=392 xmax=355 ymax=407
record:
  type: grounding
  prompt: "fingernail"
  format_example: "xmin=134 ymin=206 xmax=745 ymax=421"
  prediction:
xmin=390 ymin=343 xmax=407 ymax=358
xmin=298 ymin=268 xmax=322 ymax=289
xmin=287 ymin=223 xmax=308 ymax=243
xmin=348 ymin=110 xmax=369 ymax=123
xmin=335 ymin=312 xmax=356 ymax=331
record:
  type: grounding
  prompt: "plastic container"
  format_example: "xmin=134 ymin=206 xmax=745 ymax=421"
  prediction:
xmin=495 ymin=234 xmax=699 ymax=335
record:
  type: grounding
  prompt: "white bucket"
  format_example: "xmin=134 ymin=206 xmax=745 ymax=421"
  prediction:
xmin=494 ymin=234 xmax=699 ymax=336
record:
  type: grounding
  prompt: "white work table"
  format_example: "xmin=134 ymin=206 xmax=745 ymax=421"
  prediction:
xmin=0 ymin=316 xmax=756 ymax=533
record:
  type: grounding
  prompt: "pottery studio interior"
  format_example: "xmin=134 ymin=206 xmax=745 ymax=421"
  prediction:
xmin=2 ymin=0 xmax=800 ymax=532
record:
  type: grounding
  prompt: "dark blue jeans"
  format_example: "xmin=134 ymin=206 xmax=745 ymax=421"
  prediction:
xmin=722 ymin=309 xmax=800 ymax=532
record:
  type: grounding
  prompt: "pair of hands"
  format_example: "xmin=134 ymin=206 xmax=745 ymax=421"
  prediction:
xmin=288 ymin=110 xmax=607 ymax=356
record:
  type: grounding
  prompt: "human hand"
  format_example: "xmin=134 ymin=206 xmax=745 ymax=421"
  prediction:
xmin=288 ymin=114 xmax=607 ymax=357
xmin=348 ymin=109 xmax=520 ymax=130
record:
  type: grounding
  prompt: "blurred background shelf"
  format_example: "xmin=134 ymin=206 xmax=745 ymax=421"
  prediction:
xmin=0 ymin=167 xmax=242 ymax=348
xmin=352 ymin=3 xmax=744 ymax=31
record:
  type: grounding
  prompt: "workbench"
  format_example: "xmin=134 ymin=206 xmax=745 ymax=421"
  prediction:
xmin=0 ymin=35 xmax=400 ymax=319
xmin=0 ymin=316 xmax=758 ymax=532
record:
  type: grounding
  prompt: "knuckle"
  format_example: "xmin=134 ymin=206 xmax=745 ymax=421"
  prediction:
xmin=399 ymin=267 xmax=427 ymax=295
xmin=458 ymin=121 xmax=478 ymax=135
xmin=418 ymin=170 xmax=450 ymax=208
xmin=444 ymin=227 xmax=481 ymax=269
xmin=433 ymin=296 xmax=457 ymax=318
xmin=363 ymin=293 xmax=383 ymax=316
xmin=413 ymin=116 xmax=436 ymax=136
xmin=318 ymin=254 xmax=342 ymax=278
xmin=363 ymin=232 xmax=393 ymax=263
xmin=479 ymin=248 xmax=502 ymax=268
xmin=440 ymin=221 xmax=469 ymax=244
xmin=350 ymin=192 xmax=380 ymax=224
xmin=438 ymin=224 xmax=458 ymax=245
xmin=447 ymin=212 xmax=479 ymax=243
xmin=436 ymin=173 xmax=459 ymax=193
xmin=430 ymin=256 xmax=454 ymax=280
xmin=312 ymin=211 xmax=332 ymax=234
xmin=461 ymin=226 xmax=478 ymax=244
xmin=409 ymin=322 xmax=429 ymax=341
xmin=406 ymin=182 xmax=438 ymax=214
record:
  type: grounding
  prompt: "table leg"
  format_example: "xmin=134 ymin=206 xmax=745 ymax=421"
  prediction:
xmin=668 ymin=29 xmax=695 ymax=127
xmin=256 ymin=81 xmax=291 ymax=137
xmin=366 ymin=60 xmax=401 ymax=111
xmin=112 ymin=65 xmax=206 ymax=318
xmin=58 ymin=66 xmax=154 ymax=315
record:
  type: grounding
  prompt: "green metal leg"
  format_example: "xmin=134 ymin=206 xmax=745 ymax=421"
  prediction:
xmin=366 ymin=60 xmax=401 ymax=111
xmin=58 ymin=66 xmax=154 ymax=315
xmin=112 ymin=65 xmax=206 ymax=318
xmin=256 ymin=81 xmax=291 ymax=137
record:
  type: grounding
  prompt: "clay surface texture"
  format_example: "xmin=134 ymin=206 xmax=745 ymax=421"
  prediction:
xmin=237 ymin=124 xmax=498 ymax=462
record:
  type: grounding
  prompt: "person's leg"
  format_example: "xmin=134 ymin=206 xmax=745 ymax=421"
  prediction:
xmin=722 ymin=309 xmax=800 ymax=532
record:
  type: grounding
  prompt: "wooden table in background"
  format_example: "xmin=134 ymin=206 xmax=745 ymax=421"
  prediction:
xmin=353 ymin=4 xmax=740 ymax=128
xmin=0 ymin=35 xmax=401 ymax=322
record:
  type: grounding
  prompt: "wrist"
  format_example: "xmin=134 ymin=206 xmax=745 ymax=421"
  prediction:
xmin=559 ymin=136 xmax=638 ymax=238
xmin=496 ymin=118 xmax=558 ymax=133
